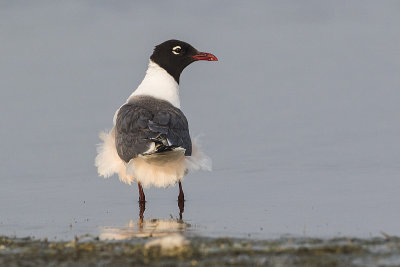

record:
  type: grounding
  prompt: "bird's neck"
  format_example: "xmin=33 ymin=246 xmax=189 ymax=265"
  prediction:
xmin=127 ymin=60 xmax=180 ymax=108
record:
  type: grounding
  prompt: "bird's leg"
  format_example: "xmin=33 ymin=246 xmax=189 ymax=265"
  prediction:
xmin=178 ymin=197 xmax=184 ymax=220
xmin=178 ymin=181 xmax=185 ymax=202
xmin=178 ymin=181 xmax=185 ymax=220
xmin=138 ymin=182 xmax=146 ymax=203
xmin=138 ymin=201 xmax=145 ymax=227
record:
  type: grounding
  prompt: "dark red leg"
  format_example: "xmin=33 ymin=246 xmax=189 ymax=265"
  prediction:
xmin=138 ymin=182 xmax=146 ymax=203
xmin=178 ymin=181 xmax=184 ymax=220
xmin=178 ymin=200 xmax=184 ymax=220
xmin=138 ymin=201 xmax=145 ymax=226
xmin=178 ymin=181 xmax=185 ymax=202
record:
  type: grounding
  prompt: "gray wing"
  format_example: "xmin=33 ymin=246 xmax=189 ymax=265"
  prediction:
xmin=115 ymin=100 xmax=192 ymax=163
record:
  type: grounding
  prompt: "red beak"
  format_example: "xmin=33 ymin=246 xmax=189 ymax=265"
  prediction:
xmin=191 ymin=52 xmax=218 ymax=61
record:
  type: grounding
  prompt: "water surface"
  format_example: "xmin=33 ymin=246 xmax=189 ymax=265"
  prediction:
xmin=1 ymin=1 xmax=400 ymax=241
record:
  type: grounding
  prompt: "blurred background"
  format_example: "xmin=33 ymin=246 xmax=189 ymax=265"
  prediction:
xmin=1 ymin=1 xmax=399 ymax=240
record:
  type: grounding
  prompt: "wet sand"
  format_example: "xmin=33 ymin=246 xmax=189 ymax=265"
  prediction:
xmin=1 ymin=235 xmax=400 ymax=266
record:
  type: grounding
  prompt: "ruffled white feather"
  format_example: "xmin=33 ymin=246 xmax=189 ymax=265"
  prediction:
xmin=95 ymin=128 xmax=212 ymax=187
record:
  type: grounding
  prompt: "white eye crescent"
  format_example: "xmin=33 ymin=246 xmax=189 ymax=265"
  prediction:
xmin=172 ymin=46 xmax=182 ymax=55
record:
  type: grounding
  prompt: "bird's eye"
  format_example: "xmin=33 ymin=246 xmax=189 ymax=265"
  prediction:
xmin=172 ymin=46 xmax=182 ymax=55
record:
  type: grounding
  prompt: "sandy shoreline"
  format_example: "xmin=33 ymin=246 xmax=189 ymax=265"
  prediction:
xmin=1 ymin=235 xmax=399 ymax=266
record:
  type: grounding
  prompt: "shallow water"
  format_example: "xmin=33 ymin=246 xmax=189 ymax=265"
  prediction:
xmin=1 ymin=1 xmax=400 ymax=241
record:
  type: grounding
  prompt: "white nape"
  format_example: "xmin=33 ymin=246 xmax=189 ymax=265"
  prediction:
xmin=128 ymin=60 xmax=180 ymax=108
xmin=113 ymin=60 xmax=180 ymax=125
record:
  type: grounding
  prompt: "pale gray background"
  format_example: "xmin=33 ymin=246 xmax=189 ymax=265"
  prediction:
xmin=1 ymin=1 xmax=399 ymax=240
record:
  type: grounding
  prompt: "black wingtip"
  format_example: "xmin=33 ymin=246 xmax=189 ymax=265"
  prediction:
xmin=155 ymin=144 xmax=179 ymax=153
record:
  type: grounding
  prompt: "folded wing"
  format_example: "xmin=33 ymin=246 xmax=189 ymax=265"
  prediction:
xmin=115 ymin=96 xmax=192 ymax=163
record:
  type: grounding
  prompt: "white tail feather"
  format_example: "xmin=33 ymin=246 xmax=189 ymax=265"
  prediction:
xmin=95 ymin=128 xmax=134 ymax=184
xmin=128 ymin=154 xmax=186 ymax=188
xmin=185 ymin=136 xmax=212 ymax=172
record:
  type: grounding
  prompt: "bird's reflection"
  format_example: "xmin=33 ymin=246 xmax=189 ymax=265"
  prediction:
xmin=100 ymin=200 xmax=187 ymax=240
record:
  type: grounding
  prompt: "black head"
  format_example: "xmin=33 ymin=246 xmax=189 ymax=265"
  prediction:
xmin=150 ymin=39 xmax=218 ymax=83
